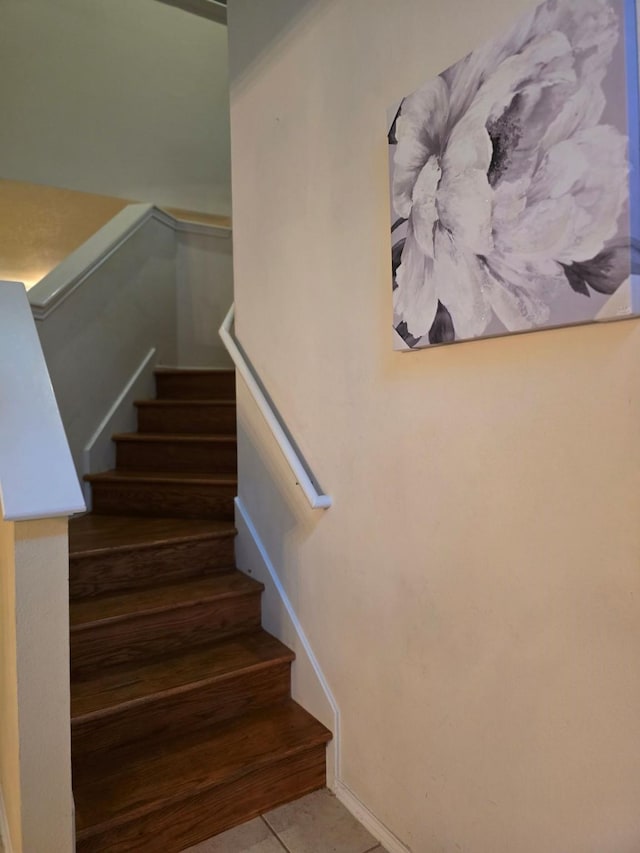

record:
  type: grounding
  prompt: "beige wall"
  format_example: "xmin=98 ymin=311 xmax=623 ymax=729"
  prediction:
xmin=0 ymin=520 xmax=22 ymax=853
xmin=0 ymin=518 xmax=73 ymax=853
xmin=0 ymin=0 xmax=231 ymax=214
xmin=228 ymin=2 xmax=640 ymax=851
xmin=0 ymin=180 xmax=130 ymax=289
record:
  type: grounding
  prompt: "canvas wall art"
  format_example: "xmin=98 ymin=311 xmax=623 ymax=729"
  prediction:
xmin=388 ymin=0 xmax=640 ymax=349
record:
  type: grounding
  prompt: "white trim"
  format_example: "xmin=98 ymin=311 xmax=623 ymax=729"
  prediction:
xmin=0 ymin=785 xmax=15 ymax=853
xmin=29 ymin=205 xmax=160 ymax=320
xmin=333 ymin=781 xmax=412 ymax=853
xmin=153 ymin=0 xmax=227 ymax=25
xmin=0 ymin=283 xmax=86 ymax=521
xmin=235 ymin=497 xmax=339 ymax=780
xmin=234 ymin=497 xmax=410 ymax=853
xmin=172 ymin=219 xmax=231 ymax=239
xmin=221 ymin=306 xmax=332 ymax=510
xmin=28 ymin=205 xmax=231 ymax=320
xmin=82 ymin=348 xmax=157 ymax=503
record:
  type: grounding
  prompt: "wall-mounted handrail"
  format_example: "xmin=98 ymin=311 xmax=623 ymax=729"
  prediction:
xmin=0 ymin=282 xmax=86 ymax=521
xmin=219 ymin=304 xmax=332 ymax=510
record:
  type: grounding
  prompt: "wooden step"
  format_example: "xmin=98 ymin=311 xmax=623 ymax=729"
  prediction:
xmin=70 ymin=572 xmax=263 ymax=674
xmin=73 ymin=701 xmax=331 ymax=853
xmin=113 ymin=433 xmax=237 ymax=475
xmin=69 ymin=515 xmax=236 ymax=598
xmin=135 ymin=399 xmax=236 ymax=435
xmin=155 ymin=368 xmax=236 ymax=401
xmin=72 ymin=631 xmax=294 ymax=756
xmin=85 ymin=471 xmax=236 ymax=520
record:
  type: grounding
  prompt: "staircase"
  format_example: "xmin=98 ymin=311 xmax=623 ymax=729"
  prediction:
xmin=69 ymin=368 xmax=331 ymax=853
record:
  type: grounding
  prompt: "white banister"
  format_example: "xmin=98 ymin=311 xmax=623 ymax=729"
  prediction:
xmin=0 ymin=282 xmax=85 ymax=521
xmin=219 ymin=304 xmax=332 ymax=510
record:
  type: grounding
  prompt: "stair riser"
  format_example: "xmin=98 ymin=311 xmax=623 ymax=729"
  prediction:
xmin=155 ymin=372 xmax=236 ymax=401
xmin=71 ymin=594 xmax=261 ymax=674
xmin=70 ymin=536 xmax=236 ymax=598
xmin=73 ymin=662 xmax=292 ymax=757
xmin=75 ymin=745 xmax=327 ymax=853
xmin=137 ymin=404 xmax=236 ymax=435
xmin=90 ymin=481 xmax=235 ymax=521
xmin=115 ymin=439 xmax=237 ymax=475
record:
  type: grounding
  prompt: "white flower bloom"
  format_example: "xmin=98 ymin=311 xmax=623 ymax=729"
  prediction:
xmin=391 ymin=0 xmax=629 ymax=345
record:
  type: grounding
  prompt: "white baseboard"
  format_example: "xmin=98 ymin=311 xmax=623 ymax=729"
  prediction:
xmin=234 ymin=496 xmax=339 ymax=785
xmin=0 ymin=786 xmax=15 ymax=853
xmin=333 ymin=780 xmax=411 ymax=853
xmin=82 ymin=347 xmax=157 ymax=505
xmin=234 ymin=497 xmax=410 ymax=853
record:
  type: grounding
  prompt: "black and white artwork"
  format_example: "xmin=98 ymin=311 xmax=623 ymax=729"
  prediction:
xmin=389 ymin=0 xmax=640 ymax=349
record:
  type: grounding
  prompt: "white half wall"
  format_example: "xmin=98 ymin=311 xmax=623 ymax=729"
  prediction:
xmin=227 ymin=2 xmax=640 ymax=852
xmin=0 ymin=0 xmax=231 ymax=214
xmin=34 ymin=213 xmax=178 ymax=476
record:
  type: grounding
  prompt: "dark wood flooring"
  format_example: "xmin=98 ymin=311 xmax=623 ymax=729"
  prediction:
xmin=70 ymin=367 xmax=331 ymax=853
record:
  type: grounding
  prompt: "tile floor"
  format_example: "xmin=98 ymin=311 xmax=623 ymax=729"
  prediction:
xmin=182 ymin=789 xmax=388 ymax=853
xmin=0 ymin=789 xmax=386 ymax=853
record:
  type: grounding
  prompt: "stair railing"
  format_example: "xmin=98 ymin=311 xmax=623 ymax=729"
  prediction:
xmin=219 ymin=304 xmax=332 ymax=510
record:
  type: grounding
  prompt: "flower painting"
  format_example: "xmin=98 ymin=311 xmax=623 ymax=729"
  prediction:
xmin=389 ymin=0 xmax=639 ymax=349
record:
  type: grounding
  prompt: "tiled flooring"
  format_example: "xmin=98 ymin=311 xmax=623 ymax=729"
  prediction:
xmin=0 ymin=789 xmax=386 ymax=853
xmin=182 ymin=789 xmax=388 ymax=853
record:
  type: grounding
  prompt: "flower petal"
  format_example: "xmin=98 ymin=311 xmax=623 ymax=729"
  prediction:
xmin=431 ymin=226 xmax=491 ymax=340
xmin=392 ymin=76 xmax=450 ymax=219
xmin=393 ymin=224 xmax=438 ymax=339
xmin=411 ymin=155 xmax=443 ymax=260
xmin=525 ymin=125 xmax=628 ymax=263
xmin=482 ymin=258 xmax=554 ymax=331
xmin=437 ymin=166 xmax=494 ymax=256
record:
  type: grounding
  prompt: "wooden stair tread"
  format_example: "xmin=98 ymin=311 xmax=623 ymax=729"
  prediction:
xmin=112 ymin=433 xmax=237 ymax=443
xmin=135 ymin=399 xmax=236 ymax=407
xmin=85 ymin=470 xmax=237 ymax=485
xmin=71 ymin=630 xmax=294 ymax=719
xmin=69 ymin=515 xmax=235 ymax=558
xmin=70 ymin=572 xmax=262 ymax=628
xmin=74 ymin=701 xmax=331 ymax=838
xmin=154 ymin=368 xmax=235 ymax=376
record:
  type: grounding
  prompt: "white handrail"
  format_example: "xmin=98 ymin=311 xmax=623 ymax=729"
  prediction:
xmin=219 ymin=304 xmax=332 ymax=510
xmin=0 ymin=282 xmax=86 ymax=521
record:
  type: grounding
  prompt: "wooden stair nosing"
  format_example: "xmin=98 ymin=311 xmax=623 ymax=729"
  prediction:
xmin=72 ymin=662 xmax=294 ymax=758
xmin=72 ymin=660 xmax=292 ymax=727
xmin=112 ymin=433 xmax=237 ymax=444
xmin=75 ymin=746 xmax=326 ymax=853
xmin=84 ymin=471 xmax=237 ymax=486
xmin=154 ymin=368 xmax=236 ymax=377
xmin=71 ymin=631 xmax=295 ymax=720
xmin=135 ymin=399 xmax=237 ymax=436
xmin=73 ymin=701 xmax=332 ymax=839
xmin=69 ymin=516 xmax=236 ymax=560
xmin=114 ymin=434 xmax=237 ymax=476
xmin=134 ymin=399 xmax=236 ymax=407
xmin=154 ymin=368 xmax=236 ymax=402
xmin=70 ymin=573 xmax=263 ymax=630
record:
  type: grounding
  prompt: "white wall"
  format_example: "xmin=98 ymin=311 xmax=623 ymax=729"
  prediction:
xmin=34 ymin=213 xmax=179 ymax=476
xmin=177 ymin=227 xmax=234 ymax=367
xmin=228 ymin=2 xmax=640 ymax=851
xmin=0 ymin=0 xmax=231 ymax=215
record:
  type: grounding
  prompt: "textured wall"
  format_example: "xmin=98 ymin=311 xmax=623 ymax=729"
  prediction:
xmin=228 ymin=1 xmax=640 ymax=851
